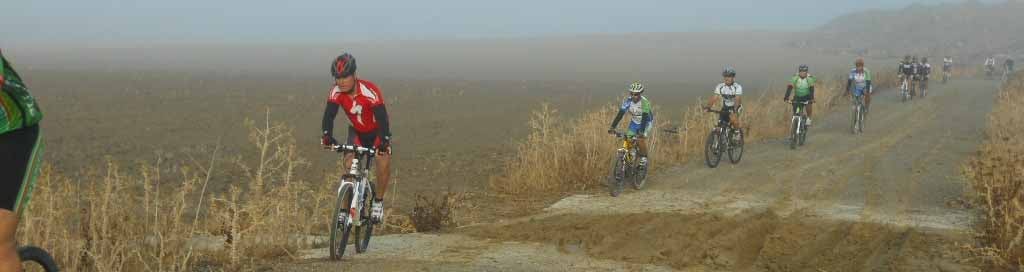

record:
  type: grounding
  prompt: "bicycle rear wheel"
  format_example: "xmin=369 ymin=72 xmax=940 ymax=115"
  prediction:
xmin=329 ymin=183 xmax=354 ymax=260
xmin=18 ymin=246 xmax=59 ymax=272
xmin=632 ymin=153 xmax=647 ymax=190
xmin=354 ymin=181 xmax=376 ymax=253
xmin=704 ymin=130 xmax=722 ymax=168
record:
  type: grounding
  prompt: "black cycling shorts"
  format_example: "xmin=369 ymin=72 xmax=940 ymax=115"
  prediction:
xmin=1 ymin=125 xmax=41 ymax=212
xmin=791 ymin=96 xmax=812 ymax=114
xmin=719 ymin=105 xmax=736 ymax=124
xmin=346 ymin=126 xmax=381 ymax=148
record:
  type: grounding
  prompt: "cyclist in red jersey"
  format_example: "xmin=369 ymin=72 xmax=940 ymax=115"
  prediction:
xmin=321 ymin=52 xmax=392 ymax=222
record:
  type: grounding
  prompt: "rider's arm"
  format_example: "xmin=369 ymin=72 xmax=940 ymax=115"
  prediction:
xmin=373 ymin=104 xmax=391 ymax=137
xmin=610 ymin=109 xmax=626 ymax=129
xmin=809 ymin=86 xmax=815 ymax=100
xmin=784 ymin=85 xmax=793 ymax=100
xmin=322 ymin=102 xmax=340 ymax=137
xmin=706 ymin=95 xmax=719 ymax=109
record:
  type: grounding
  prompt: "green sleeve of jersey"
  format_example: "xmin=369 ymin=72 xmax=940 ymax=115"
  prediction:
xmin=789 ymin=76 xmax=798 ymax=85
xmin=809 ymin=76 xmax=817 ymax=86
xmin=865 ymin=69 xmax=873 ymax=81
xmin=642 ymin=98 xmax=652 ymax=114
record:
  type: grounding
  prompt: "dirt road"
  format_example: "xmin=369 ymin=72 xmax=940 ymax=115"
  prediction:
xmin=281 ymin=79 xmax=998 ymax=271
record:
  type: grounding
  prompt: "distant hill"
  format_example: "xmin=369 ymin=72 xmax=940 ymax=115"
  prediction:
xmin=792 ymin=1 xmax=1024 ymax=63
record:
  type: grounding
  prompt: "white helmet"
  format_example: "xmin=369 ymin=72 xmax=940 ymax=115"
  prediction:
xmin=628 ymin=81 xmax=644 ymax=93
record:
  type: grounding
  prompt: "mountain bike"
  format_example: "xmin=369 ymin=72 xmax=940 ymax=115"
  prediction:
xmin=788 ymin=101 xmax=811 ymax=149
xmin=899 ymin=76 xmax=912 ymax=103
xmin=918 ymin=76 xmax=928 ymax=98
xmin=850 ymin=95 xmax=867 ymax=134
xmin=703 ymin=108 xmax=743 ymax=168
xmin=607 ymin=130 xmax=648 ymax=197
xmin=327 ymin=144 xmax=379 ymax=260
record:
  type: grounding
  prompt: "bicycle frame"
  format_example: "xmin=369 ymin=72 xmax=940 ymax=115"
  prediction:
xmin=332 ymin=145 xmax=376 ymax=227
xmin=790 ymin=101 xmax=809 ymax=135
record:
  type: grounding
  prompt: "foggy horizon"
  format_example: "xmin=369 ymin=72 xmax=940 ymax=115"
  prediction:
xmin=2 ymin=0 xmax=998 ymax=48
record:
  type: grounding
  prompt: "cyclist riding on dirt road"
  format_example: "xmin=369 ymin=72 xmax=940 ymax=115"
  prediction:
xmin=899 ymin=55 xmax=914 ymax=85
xmin=321 ymin=52 xmax=392 ymax=222
xmin=919 ymin=57 xmax=931 ymax=95
xmin=846 ymin=58 xmax=873 ymax=111
xmin=608 ymin=82 xmax=653 ymax=170
xmin=0 ymin=49 xmax=44 ymax=272
xmin=985 ymin=56 xmax=997 ymax=78
xmin=705 ymin=67 xmax=743 ymax=132
xmin=784 ymin=65 xmax=816 ymax=126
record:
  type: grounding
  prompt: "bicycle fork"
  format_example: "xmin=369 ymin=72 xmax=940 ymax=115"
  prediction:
xmin=339 ymin=157 xmax=365 ymax=227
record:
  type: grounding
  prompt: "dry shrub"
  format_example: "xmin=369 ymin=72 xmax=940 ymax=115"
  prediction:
xmin=963 ymin=70 xmax=1024 ymax=270
xmin=492 ymin=70 xmax=899 ymax=195
xmin=17 ymin=108 xmax=334 ymax=271
xmin=409 ymin=191 xmax=466 ymax=232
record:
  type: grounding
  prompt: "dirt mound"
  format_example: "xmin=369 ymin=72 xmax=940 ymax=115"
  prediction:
xmin=464 ymin=210 xmax=976 ymax=271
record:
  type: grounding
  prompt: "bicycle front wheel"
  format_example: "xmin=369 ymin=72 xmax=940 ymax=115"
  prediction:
xmin=354 ymin=181 xmax=376 ymax=253
xmin=789 ymin=118 xmax=799 ymax=150
xmin=18 ymin=246 xmax=59 ymax=272
xmin=329 ymin=183 xmax=354 ymax=260
xmin=609 ymin=153 xmax=626 ymax=196
xmin=632 ymin=153 xmax=647 ymax=190
xmin=728 ymin=129 xmax=744 ymax=164
xmin=705 ymin=130 xmax=722 ymax=168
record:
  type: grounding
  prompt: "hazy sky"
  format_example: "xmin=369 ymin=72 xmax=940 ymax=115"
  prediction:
xmin=2 ymin=0 xmax=981 ymax=47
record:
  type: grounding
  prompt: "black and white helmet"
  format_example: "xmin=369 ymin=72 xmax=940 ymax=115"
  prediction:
xmin=722 ymin=67 xmax=737 ymax=77
xmin=628 ymin=81 xmax=644 ymax=93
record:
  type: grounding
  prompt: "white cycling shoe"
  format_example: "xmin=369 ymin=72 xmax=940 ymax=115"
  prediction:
xmin=371 ymin=200 xmax=384 ymax=223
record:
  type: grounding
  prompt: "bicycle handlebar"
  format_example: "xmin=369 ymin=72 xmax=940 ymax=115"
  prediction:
xmin=329 ymin=144 xmax=378 ymax=155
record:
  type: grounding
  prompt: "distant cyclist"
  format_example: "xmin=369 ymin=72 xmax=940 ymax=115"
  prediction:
xmin=608 ymin=82 xmax=653 ymax=170
xmin=321 ymin=52 xmax=392 ymax=222
xmin=919 ymin=57 xmax=931 ymax=95
xmin=847 ymin=58 xmax=873 ymax=112
xmin=943 ymin=56 xmax=953 ymax=73
xmin=899 ymin=55 xmax=914 ymax=83
xmin=0 ymin=49 xmax=44 ymax=272
xmin=784 ymin=64 xmax=815 ymax=126
xmin=985 ymin=56 xmax=997 ymax=78
xmin=704 ymin=67 xmax=743 ymax=132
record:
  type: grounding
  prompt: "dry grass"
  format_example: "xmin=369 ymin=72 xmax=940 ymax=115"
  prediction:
xmin=409 ymin=191 xmax=468 ymax=232
xmin=963 ymin=70 xmax=1024 ymax=270
xmin=16 ymin=109 xmax=350 ymax=271
xmin=492 ymin=70 xmax=899 ymax=195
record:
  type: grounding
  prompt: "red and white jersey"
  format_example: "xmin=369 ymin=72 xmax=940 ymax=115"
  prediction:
xmin=327 ymin=79 xmax=385 ymax=133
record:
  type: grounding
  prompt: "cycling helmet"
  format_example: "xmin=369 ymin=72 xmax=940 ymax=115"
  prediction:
xmin=922 ymin=57 xmax=928 ymax=62
xmin=628 ymin=81 xmax=644 ymax=93
xmin=798 ymin=64 xmax=809 ymax=72
xmin=331 ymin=52 xmax=357 ymax=79
xmin=722 ymin=67 xmax=737 ymax=77
xmin=855 ymin=58 xmax=865 ymax=67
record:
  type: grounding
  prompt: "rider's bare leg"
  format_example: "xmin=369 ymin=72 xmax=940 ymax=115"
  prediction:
xmin=374 ymin=154 xmax=390 ymax=200
xmin=0 ymin=210 xmax=21 ymax=272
